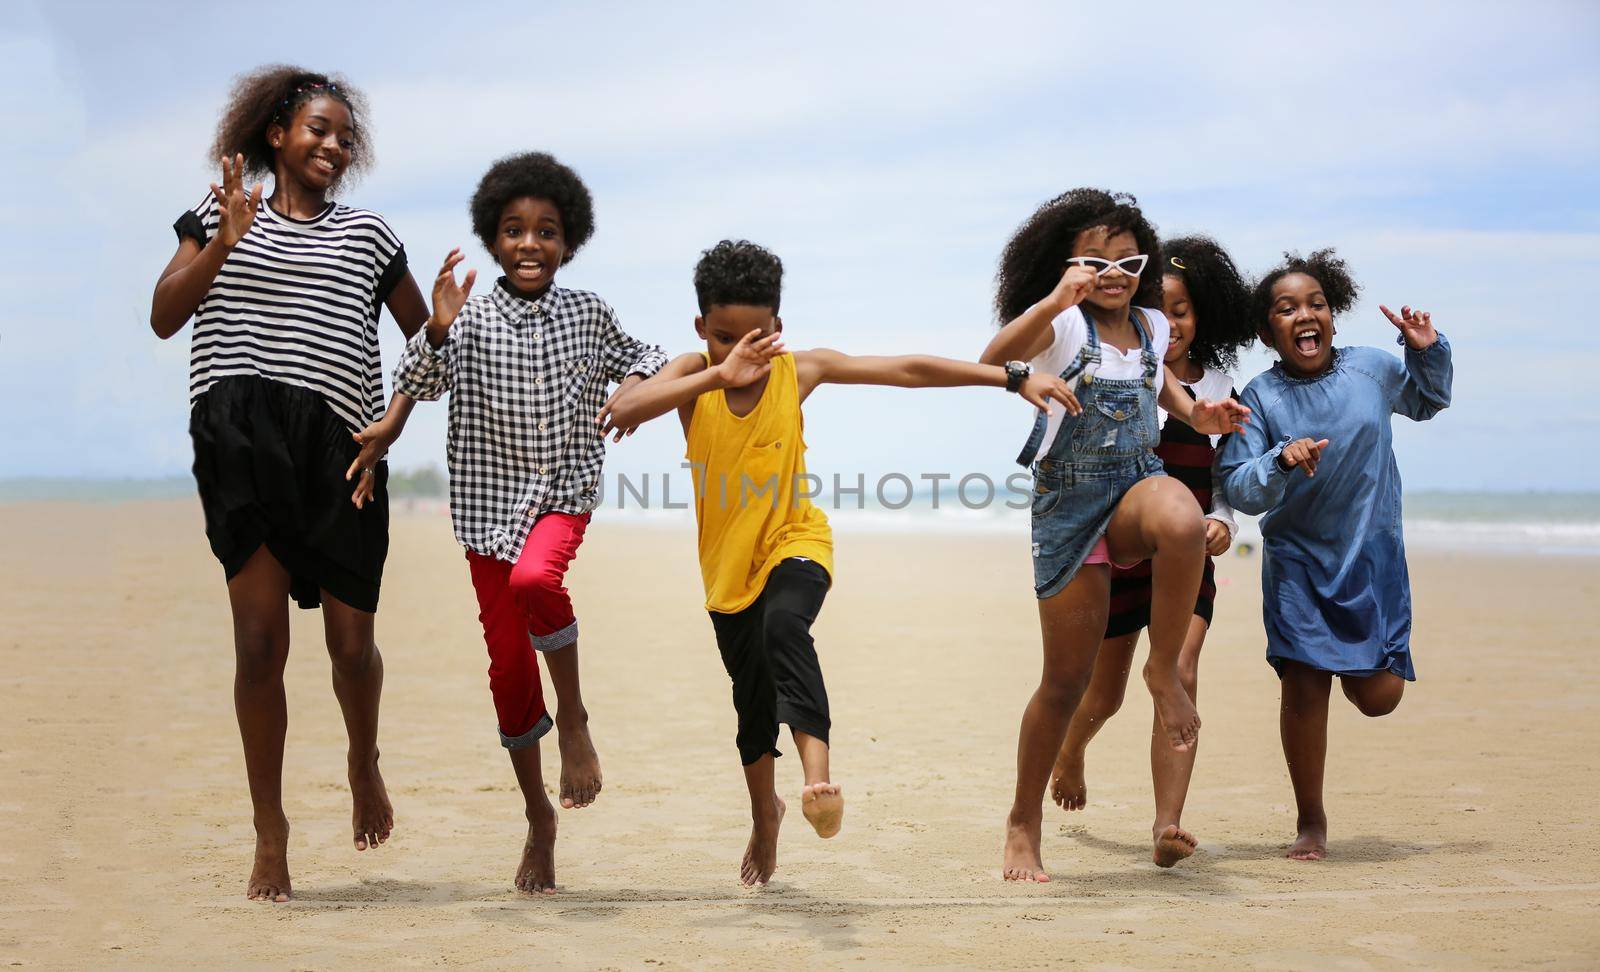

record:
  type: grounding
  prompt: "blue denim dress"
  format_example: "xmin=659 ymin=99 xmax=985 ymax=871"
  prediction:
xmin=1016 ymin=311 xmax=1166 ymax=599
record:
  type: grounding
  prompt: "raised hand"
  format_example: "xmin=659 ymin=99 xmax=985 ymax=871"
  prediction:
xmin=1048 ymin=263 xmax=1100 ymax=311
xmin=1277 ymin=437 xmax=1330 ymax=477
xmin=1019 ymin=372 xmax=1081 ymax=416
xmin=1380 ymin=304 xmax=1437 ymax=350
xmin=429 ymin=248 xmax=478 ymax=332
xmin=210 ymin=153 xmax=263 ymax=248
xmin=597 ymin=374 xmax=645 ymax=442
xmin=716 ymin=330 xmax=784 ymax=388
xmin=346 ymin=419 xmax=398 ymax=508
xmin=1190 ymin=397 xmax=1251 ymax=436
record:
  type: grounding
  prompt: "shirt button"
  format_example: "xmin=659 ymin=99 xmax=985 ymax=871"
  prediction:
xmin=532 ymin=332 xmax=541 ymax=341
xmin=538 ymin=421 xmax=547 ymax=431
xmin=535 ymin=377 xmax=543 ymax=386
xmin=539 ymin=466 xmax=548 ymax=475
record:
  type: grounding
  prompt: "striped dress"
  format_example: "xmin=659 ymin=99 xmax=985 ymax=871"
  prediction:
xmin=1104 ymin=369 xmax=1238 ymax=639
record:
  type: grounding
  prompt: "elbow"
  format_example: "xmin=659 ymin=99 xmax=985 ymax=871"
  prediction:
xmin=977 ymin=343 xmax=1006 ymax=367
xmin=149 ymin=312 xmax=180 ymax=340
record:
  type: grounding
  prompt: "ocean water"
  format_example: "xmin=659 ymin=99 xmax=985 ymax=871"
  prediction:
xmin=3 ymin=478 xmax=1597 ymax=556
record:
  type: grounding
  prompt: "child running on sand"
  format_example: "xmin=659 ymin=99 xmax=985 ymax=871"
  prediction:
xmin=352 ymin=153 xmax=667 ymax=893
xmin=1048 ymin=235 xmax=1257 ymax=867
xmin=604 ymin=240 xmax=1078 ymax=886
xmin=1217 ymin=249 xmax=1451 ymax=861
xmin=979 ymin=190 xmax=1250 ymax=882
xmin=149 ymin=66 xmax=429 ymax=901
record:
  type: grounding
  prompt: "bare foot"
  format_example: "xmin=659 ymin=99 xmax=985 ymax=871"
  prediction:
xmin=349 ymin=753 xmax=394 ymax=851
xmin=1287 ymin=817 xmax=1327 ymax=861
xmin=1144 ymin=663 xmax=1200 ymax=752
xmin=1001 ymin=811 xmax=1050 ymax=883
xmin=1050 ymin=748 xmax=1087 ymax=811
xmin=516 ymin=805 xmax=558 ymax=894
xmin=1152 ymin=823 xmax=1197 ymax=867
xmin=556 ymin=716 xmax=603 ymax=809
xmin=741 ymin=793 xmax=785 ymax=887
xmin=246 ymin=812 xmax=292 ymax=902
xmin=801 ymin=782 xmax=843 ymax=838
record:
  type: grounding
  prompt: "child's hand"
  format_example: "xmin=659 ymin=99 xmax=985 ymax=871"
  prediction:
xmin=1380 ymin=304 xmax=1437 ymax=350
xmin=1190 ymin=397 xmax=1251 ymax=436
xmin=1204 ymin=518 xmax=1232 ymax=557
xmin=597 ymin=375 xmax=645 ymax=442
xmin=429 ymin=248 xmax=477 ymax=333
xmin=716 ymin=330 xmax=784 ymax=388
xmin=1048 ymin=264 xmax=1099 ymax=311
xmin=1277 ymin=437 xmax=1330 ymax=477
xmin=346 ymin=419 xmax=398 ymax=509
xmin=211 ymin=153 xmax=263 ymax=248
xmin=1019 ymin=372 xmax=1081 ymax=416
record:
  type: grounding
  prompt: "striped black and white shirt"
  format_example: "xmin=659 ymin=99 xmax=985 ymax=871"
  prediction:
xmin=175 ymin=195 xmax=408 ymax=431
xmin=394 ymin=279 xmax=668 ymax=562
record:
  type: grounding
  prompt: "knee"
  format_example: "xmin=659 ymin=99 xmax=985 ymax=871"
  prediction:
xmin=1353 ymin=692 xmax=1401 ymax=718
xmin=509 ymin=565 xmax=564 ymax=606
xmin=326 ymin=631 xmax=376 ymax=678
xmin=762 ymin=605 xmax=810 ymax=645
xmin=234 ymin=624 xmax=287 ymax=684
xmin=1039 ymin=664 xmax=1095 ymax=711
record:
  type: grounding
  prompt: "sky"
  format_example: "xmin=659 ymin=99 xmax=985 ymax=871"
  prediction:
xmin=3 ymin=0 xmax=1597 ymax=491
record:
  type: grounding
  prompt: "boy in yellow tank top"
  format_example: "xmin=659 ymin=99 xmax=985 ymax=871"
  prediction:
xmin=603 ymin=240 xmax=1078 ymax=886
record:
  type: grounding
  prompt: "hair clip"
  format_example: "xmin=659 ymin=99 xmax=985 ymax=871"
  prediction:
xmin=1169 ymin=257 xmax=1188 ymax=270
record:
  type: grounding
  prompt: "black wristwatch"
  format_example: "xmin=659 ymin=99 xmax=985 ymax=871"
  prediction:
xmin=1004 ymin=360 xmax=1031 ymax=393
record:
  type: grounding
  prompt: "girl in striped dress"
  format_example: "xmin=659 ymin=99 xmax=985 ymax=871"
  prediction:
xmin=149 ymin=66 xmax=428 ymax=902
xmin=1047 ymin=236 xmax=1256 ymax=867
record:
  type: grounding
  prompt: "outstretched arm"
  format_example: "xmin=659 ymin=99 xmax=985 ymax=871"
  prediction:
xmin=1159 ymin=371 xmax=1252 ymax=436
xmin=978 ymin=264 xmax=1099 ymax=365
xmin=794 ymin=348 xmax=1080 ymax=414
xmin=604 ymin=330 xmax=787 ymax=431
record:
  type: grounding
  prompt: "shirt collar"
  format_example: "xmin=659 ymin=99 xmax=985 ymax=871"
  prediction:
xmin=492 ymin=277 xmax=560 ymax=321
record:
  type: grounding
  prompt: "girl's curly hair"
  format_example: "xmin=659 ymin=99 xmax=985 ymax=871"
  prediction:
xmin=1251 ymin=248 xmax=1361 ymax=329
xmin=994 ymin=188 xmax=1162 ymax=324
xmin=1162 ymin=235 xmax=1257 ymax=373
xmin=208 ymin=65 xmax=371 ymax=184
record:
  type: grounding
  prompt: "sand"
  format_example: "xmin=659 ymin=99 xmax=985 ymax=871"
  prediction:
xmin=2 ymin=498 xmax=1598 ymax=969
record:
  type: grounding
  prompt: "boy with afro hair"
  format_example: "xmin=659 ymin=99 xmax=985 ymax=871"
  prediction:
xmin=353 ymin=152 xmax=667 ymax=893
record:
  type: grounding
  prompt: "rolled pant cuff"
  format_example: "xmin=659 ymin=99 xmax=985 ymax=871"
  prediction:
xmin=777 ymin=706 xmax=830 ymax=747
xmin=499 ymin=712 xmax=554 ymax=750
xmin=530 ymin=620 xmax=578 ymax=653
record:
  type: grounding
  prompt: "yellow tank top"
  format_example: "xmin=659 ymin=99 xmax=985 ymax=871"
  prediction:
xmin=686 ymin=352 xmax=833 ymax=613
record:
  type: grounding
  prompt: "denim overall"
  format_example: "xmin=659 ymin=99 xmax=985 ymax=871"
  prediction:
xmin=1016 ymin=310 xmax=1166 ymax=599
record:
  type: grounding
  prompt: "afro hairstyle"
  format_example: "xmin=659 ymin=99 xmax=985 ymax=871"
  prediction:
xmin=469 ymin=152 xmax=595 ymax=262
xmin=1251 ymin=248 xmax=1361 ymax=331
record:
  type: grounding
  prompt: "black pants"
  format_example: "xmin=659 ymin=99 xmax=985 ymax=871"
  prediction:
xmin=709 ymin=558 xmax=831 ymax=765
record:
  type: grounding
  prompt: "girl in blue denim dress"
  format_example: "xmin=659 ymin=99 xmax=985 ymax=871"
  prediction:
xmin=980 ymin=190 xmax=1249 ymax=883
xmin=1217 ymin=249 xmax=1452 ymax=862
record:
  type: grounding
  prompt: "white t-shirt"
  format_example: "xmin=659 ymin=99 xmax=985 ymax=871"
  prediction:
xmin=1028 ymin=304 xmax=1170 ymax=464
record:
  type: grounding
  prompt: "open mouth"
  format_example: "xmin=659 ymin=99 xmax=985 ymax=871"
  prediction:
xmin=311 ymin=156 xmax=340 ymax=175
xmin=1098 ymin=283 xmax=1128 ymax=298
xmin=1293 ymin=327 xmax=1322 ymax=358
xmin=514 ymin=259 xmax=547 ymax=280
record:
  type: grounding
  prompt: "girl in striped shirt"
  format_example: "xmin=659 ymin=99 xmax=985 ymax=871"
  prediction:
xmin=149 ymin=65 xmax=428 ymax=903
xmin=1047 ymin=236 xmax=1257 ymax=868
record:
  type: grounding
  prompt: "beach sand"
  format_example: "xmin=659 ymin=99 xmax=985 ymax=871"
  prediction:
xmin=2 ymin=499 xmax=1597 ymax=969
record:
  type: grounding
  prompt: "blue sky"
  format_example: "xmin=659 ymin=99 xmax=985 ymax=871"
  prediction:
xmin=4 ymin=0 xmax=1597 ymax=490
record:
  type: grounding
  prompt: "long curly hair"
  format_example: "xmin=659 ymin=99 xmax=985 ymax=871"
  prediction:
xmin=1251 ymin=248 xmax=1361 ymax=328
xmin=1162 ymin=235 xmax=1256 ymax=373
xmin=994 ymin=188 xmax=1162 ymax=324
xmin=469 ymin=152 xmax=595 ymax=261
xmin=208 ymin=65 xmax=371 ymax=184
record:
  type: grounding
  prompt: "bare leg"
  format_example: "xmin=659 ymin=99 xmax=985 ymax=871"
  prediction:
xmin=228 ymin=546 xmax=293 ymax=902
xmin=1051 ymin=632 xmax=1138 ymax=811
xmin=321 ymin=593 xmax=391 ymax=851
xmin=507 ymin=744 xmax=558 ymax=893
xmin=792 ymin=730 xmax=842 ymax=838
xmin=739 ymin=754 xmax=786 ymax=886
xmin=1151 ymin=614 xmax=1208 ymax=866
xmin=1279 ymin=661 xmax=1332 ymax=861
xmin=1339 ymin=671 xmax=1405 ymax=717
xmin=541 ymin=643 xmax=602 ymax=809
xmin=1105 ymin=477 xmax=1206 ymax=751
xmin=1003 ymin=566 xmax=1109 ymax=882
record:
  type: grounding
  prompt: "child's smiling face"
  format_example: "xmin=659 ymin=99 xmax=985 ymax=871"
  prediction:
xmin=1161 ymin=272 xmax=1195 ymax=366
xmin=269 ymin=96 xmax=353 ymax=192
xmin=495 ymin=196 xmax=567 ymax=297
xmin=697 ymin=305 xmax=781 ymax=366
xmin=1071 ymin=226 xmax=1142 ymax=314
xmin=1265 ymin=272 xmax=1336 ymax=378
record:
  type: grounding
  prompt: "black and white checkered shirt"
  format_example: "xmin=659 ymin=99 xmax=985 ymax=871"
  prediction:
xmin=394 ymin=279 xmax=667 ymax=562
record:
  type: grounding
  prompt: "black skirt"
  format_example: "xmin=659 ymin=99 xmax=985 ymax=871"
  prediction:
xmin=190 ymin=375 xmax=389 ymax=613
xmin=1104 ymin=555 xmax=1216 ymax=640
